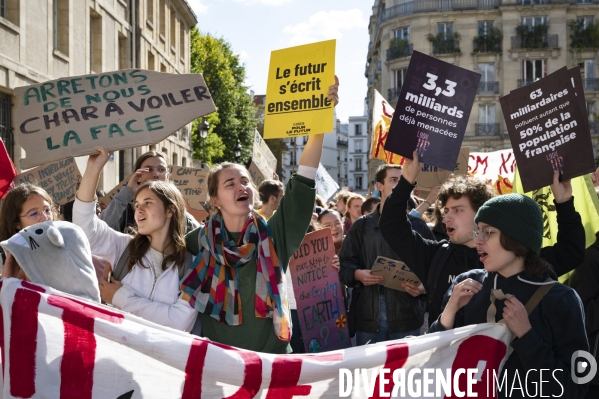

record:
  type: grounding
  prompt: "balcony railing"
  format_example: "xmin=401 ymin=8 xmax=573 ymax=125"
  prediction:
xmin=478 ymin=81 xmax=499 ymax=94
xmin=517 ymin=79 xmax=539 ymax=87
xmin=583 ymin=78 xmax=599 ymax=92
xmin=473 ymin=38 xmax=501 ymax=53
xmin=378 ymin=0 xmax=499 ymax=23
xmin=518 ymin=0 xmax=599 ymax=4
xmin=433 ymin=40 xmax=460 ymax=55
xmin=337 ymin=138 xmax=348 ymax=147
xmin=386 ymin=43 xmax=413 ymax=61
xmin=511 ymin=34 xmax=558 ymax=50
xmin=475 ymin=123 xmax=500 ymax=136
xmin=388 ymin=86 xmax=402 ymax=102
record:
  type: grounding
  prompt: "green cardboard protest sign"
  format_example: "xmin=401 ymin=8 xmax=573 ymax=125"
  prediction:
xmin=15 ymin=69 xmax=216 ymax=169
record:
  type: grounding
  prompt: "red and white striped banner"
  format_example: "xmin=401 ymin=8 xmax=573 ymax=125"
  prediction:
xmin=0 ymin=278 xmax=513 ymax=398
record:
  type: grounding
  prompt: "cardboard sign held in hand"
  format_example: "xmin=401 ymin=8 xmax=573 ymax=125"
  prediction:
xmin=248 ymin=130 xmax=277 ymax=185
xmin=415 ymin=146 xmax=470 ymax=194
xmin=13 ymin=158 xmax=82 ymax=205
xmin=370 ymin=256 xmax=421 ymax=292
xmin=15 ymin=69 xmax=216 ymax=169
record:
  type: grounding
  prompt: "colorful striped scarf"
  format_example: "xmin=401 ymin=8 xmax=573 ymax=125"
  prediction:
xmin=180 ymin=212 xmax=291 ymax=341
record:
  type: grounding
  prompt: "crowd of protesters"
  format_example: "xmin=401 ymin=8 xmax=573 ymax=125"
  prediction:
xmin=1 ymin=75 xmax=599 ymax=397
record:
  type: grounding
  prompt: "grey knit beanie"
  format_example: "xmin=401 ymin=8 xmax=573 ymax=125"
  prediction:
xmin=474 ymin=194 xmax=543 ymax=255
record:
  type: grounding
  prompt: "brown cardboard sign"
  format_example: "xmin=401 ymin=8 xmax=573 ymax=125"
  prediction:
xmin=248 ymin=130 xmax=277 ymax=186
xmin=415 ymin=146 xmax=470 ymax=193
xmin=15 ymin=69 xmax=216 ymax=169
xmin=370 ymin=256 xmax=421 ymax=292
xmin=500 ymin=67 xmax=595 ymax=192
xmin=13 ymin=157 xmax=81 ymax=205
xmin=100 ymin=165 xmax=209 ymax=222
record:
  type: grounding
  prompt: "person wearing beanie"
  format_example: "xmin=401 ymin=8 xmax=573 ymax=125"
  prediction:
xmin=379 ymin=151 xmax=586 ymax=327
xmin=429 ymin=193 xmax=589 ymax=398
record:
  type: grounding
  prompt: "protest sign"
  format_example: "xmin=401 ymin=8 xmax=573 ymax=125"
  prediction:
xmin=15 ymin=69 xmax=216 ymax=169
xmin=315 ymin=163 xmax=340 ymax=201
xmin=288 ymin=229 xmax=350 ymax=353
xmin=13 ymin=157 xmax=81 ymax=205
xmin=248 ymin=130 xmax=277 ymax=185
xmin=500 ymin=67 xmax=595 ymax=192
xmin=370 ymin=256 xmax=421 ymax=292
xmin=264 ymin=40 xmax=336 ymax=139
xmin=370 ymin=89 xmax=403 ymax=165
xmin=100 ymin=166 xmax=208 ymax=222
xmin=385 ymin=51 xmax=480 ymax=170
xmin=414 ymin=146 xmax=469 ymax=195
xmin=0 ymin=278 xmax=513 ymax=398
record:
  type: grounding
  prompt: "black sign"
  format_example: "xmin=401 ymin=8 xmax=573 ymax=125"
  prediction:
xmin=384 ymin=51 xmax=481 ymax=170
xmin=500 ymin=67 xmax=595 ymax=192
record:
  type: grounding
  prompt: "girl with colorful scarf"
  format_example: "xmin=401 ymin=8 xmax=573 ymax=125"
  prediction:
xmin=181 ymin=77 xmax=339 ymax=354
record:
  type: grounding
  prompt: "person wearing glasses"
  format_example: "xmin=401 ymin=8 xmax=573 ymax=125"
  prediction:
xmin=379 ymin=151 xmax=586 ymax=331
xmin=429 ymin=194 xmax=588 ymax=398
xmin=100 ymin=150 xmax=200 ymax=234
xmin=0 ymin=183 xmax=58 ymax=278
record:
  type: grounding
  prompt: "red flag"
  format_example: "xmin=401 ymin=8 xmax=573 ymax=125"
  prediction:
xmin=0 ymin=139 xmax=17 ymax=199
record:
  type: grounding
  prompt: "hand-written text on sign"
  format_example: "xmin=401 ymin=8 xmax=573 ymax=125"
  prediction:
xmin=15 ymin=69 xmax=216 ymax=169
xmin=288 ymin=229 xmax=350 ymax=353
xmin=13 ymin=158 xmax=81 ymax=205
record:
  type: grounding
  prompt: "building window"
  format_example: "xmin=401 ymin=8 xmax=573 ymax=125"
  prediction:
xmin=522 ymin=59 xmax=547 ymax=82
xmin=355 ymin=140 xmax=363 ymax=152
xmin=1 ymin=0 xmax=19 ymax=26
xmin=578 ymin=16 xmax=594 ymax=29
xmin=170 ymin=7 xmax=176 ymax=50
xmin=394 ymin=26 xmax=409 ymax=41
xmin=149 ymin=144 xmax=156 ymax=151
xmin=90 ymin=10 xmax=102 ymax=73
xmin=179 ymin=22 xmax=185 ymax=61
xmin=182 ymin=157 xmax=187 ymax=167
xmin=355 ymin=158 xmax=362 ymax=171
xmin=162 ymin=147 xmax=168 ymax=156
xmin=438 ymin=22 xmax=454 ymax=40
xmin=479 ymin=104 xmax=496 ymax=124
xmin=394 ymin=68 xmax=407 ymax=88
xmin=53 ymin=0 xmax=69 ymax=55
xmin=587 ymin=101 xmax=596 ymax=119
xmin=478 ymin=21 xmax=494 ymax=36
xmin=478 ymin=63 xmax=495 ymax=82
xmin=355 ymin=176 xmax=363 ymax=190
xmin=579 ymin=60 xmax=596 ymax=79
xmin=159 ymin=0 xmax=166 ymax=38
xmin=0 ymin=93 xmax=13 ymax=161
xmin=172 ymin=153 xmax=178 ymax=166
xmin=147 ymin=0 xmax=153 ymax=23
xmin=161 ymin=63 xmax=167 ymax=72
xmin=521 ymin=16 xmax=548 ymax=27
xmin=118 ymin=33 xmax=129 ymax=69
xmin=147 ymin=51 xmax=155 ymax=70
xmin=354 ymin=124 xmax=362 ymax=136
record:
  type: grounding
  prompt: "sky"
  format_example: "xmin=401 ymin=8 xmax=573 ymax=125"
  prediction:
xmin=186 ymin=0 xmax=373 ymax=123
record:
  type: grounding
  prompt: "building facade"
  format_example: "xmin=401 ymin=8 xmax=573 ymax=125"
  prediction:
xmin=348 ymin=115 xmax=369 ymax=196
xmin=336 ymin=120 xmax=349 ymax=189
xmin=0 ymin=0 xmax=196 ymax=191
xmin=366 ymin=0 xmax=599 ymax=183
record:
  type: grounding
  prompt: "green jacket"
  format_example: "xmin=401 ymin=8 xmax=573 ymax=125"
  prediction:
xmin=185 ymin=174 xmax=315 ymax=353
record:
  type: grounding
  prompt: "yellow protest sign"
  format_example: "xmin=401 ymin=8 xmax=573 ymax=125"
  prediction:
xmin=264 ymin=40 xmax=336 ymax=139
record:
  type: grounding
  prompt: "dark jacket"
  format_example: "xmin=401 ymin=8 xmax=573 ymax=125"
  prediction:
xmin=338 ymin=205 xmax=428 ymax=334
xmin=430 ymin=268 xmax=589 ymax=399
xmin=379 ymin=176 xmax=586 ymax=324
xmin=565 ymin=239 xmax=599 ymax=386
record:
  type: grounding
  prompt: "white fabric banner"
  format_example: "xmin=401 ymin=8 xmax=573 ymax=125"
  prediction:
xmin=468 ymin=149 xmax=516 ymax=194
xmin=315 ymin=163 xmax=340 ymax=201
xmin=0 ymin=278 xmax=513 ymax=398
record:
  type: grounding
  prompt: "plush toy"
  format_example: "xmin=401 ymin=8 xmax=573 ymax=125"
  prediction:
xmin=0 ymin=220 xmax=100 ymax=302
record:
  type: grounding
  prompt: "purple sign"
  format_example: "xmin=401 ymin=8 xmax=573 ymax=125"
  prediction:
xmin=288 ymin=229 xmax=350 ymax=353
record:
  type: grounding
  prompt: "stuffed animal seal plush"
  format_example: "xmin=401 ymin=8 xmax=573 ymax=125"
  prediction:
xmin=0 ymin=220 xmax=101 ymax=302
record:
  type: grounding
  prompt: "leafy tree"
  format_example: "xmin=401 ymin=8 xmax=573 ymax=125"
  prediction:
xmin=190 ymin=27 xmax=258 ymax=164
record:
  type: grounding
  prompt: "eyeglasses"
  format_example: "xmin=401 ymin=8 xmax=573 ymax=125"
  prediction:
xmin=144 ymin=166 xmax=167 ymax=174
xmin=473 ymin=227 xmax=498 ymax=241
xmin=20 ymin=208 xmax=53 ymax=221
xmin=322 ymin=221 xmax=342 ymax=229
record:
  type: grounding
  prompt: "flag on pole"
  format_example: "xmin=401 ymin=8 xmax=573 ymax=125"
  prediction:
xmin=315 ymin=163 xmax=339 ymax=201
xmin=370 ymin=90 xmax=403 ymax=165
xmin=0 ymin=139 xmax=16 ymax=198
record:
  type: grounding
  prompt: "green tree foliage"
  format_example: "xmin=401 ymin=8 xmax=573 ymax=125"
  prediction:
xmin=190 ymin=27 xmax=258 ymax=164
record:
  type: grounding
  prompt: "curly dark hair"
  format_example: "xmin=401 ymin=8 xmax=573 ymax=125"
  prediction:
xmin=437 ymin=175 xmax=494 ymax=212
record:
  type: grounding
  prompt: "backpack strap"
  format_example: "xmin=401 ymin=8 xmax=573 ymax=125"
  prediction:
xmin=426 ymin=243 xmax=453 ymax=304
xmin=113 ymin=241 xmax=134 ymax=282
xmin=487 ymin=278 xmax=556 ymax=323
